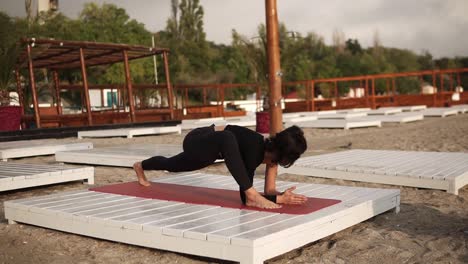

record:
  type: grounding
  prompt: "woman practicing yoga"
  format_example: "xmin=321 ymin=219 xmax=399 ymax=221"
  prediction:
xmin=133 ymin=124 xmax=308 ymax=209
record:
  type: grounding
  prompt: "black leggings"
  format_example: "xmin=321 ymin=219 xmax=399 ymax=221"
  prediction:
xmin=141 ymin=125 xmax=253 ymax=192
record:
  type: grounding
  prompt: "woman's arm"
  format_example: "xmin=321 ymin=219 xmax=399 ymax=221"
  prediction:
xmin=264 ymin=163 xmax=280 ymax=195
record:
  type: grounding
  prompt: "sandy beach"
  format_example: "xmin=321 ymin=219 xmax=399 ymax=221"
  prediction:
xmin=0 ymin=114 xmax=467 ymax=264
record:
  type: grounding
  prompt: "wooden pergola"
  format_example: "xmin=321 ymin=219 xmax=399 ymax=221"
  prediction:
xmin=15 ymin=38 xmax=174 ymax=128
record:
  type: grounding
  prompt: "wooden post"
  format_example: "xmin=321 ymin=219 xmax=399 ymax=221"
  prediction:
xmin=162 ymin=52 xmax=174 ymax=119
xmin=265 ymin=0 xmax=283 ymax=135
xmin=79 ymin=48 xmax=93 ymax=125
xmin=100 ymin=88 xmax=104 ymax=107
xmin=392 ymin=78 xmax=396 ymax=106
xmin=365 ymin=78 xmax=369 ymax=107
xmin=52 ymin=71 xmax=62 ymax=115
xmin=334 ymin=81 xmax=338 ymax=108
xmin=15 ymin=69 xmax=26 ymax=129
xmin=311 ymin=80 xmax=315 ymax=112
xmin=122 ymin=50 xmax=136 ymax=122
xmin=371 ymin=78 xmax=376 ymax=109
xmin=26 ymin=44 xmax=41 ymax=128
xmin=449 ymin=73 xmax=454 ymax=91
xmin=440 ymin=73 xmax=444 ymax=106
xmin=432 ymin=72 xmax=437 ymax=107
xmin=457 ymin=72 xmax=461 ymax=87
xmin=203 ymin=87 xmax=207 ymax=105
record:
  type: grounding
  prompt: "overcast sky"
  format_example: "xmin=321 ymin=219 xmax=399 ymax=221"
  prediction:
xmin=2 ymin=0 xmax=467 ymax=58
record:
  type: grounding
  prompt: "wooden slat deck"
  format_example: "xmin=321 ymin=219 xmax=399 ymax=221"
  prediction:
xmin=280 ymin=149 xmax=468 ymax=195
xmin=285 ymin=118 xmax=381 ymax=130
xmin=361 ymin=112 xmax=424 ymax=123
xmin=0 ymin=140 xmax=93 ymax=161
xmin=0 ymin=162 xmax=94 ymax=192
xmin=55 ymin=144 xmax=183 ymax=167
xmin=4 ymin=172 xmax=399 ymax=264
xmin=317 ymin=112 xmax=368 ymax=120
xmin=422 ymin=107 xmax=458 ymax=117
xmin=77 ymin=125 xmax=182 ymax=139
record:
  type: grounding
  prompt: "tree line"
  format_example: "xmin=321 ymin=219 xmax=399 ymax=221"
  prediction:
xmin=1 ymin=0 xmax=467 ymax=102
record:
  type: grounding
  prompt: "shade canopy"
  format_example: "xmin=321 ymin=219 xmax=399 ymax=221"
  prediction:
xmin=17 ymin=38 xmax=169 ymax=70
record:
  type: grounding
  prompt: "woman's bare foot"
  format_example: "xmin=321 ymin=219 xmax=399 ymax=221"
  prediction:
xmin=133 ymin=162 xmax=150 ymax=187
xmin=245 ymin=187 xmax=281 ymax=209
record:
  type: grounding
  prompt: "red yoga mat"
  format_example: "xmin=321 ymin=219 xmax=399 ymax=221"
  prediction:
xmin=91 ymin=182 xmax=341 ymax=215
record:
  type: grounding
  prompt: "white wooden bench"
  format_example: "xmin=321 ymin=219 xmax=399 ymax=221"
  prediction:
xmin=0 ymin=162 xmax=94 ymax=192
xmin=4 ymin=172 xmax=399 ymax=264
xmin=285 ymin=118 xmax=381 ymax=130
xmin=55 ymin=144 xmax=183 ymax=167
xmin=0 ymin=140 xmax=93 ymax=161
xmin=78 ymin=126 xmax=182 ymax=139
xmin=422 ymin=108 xmax=458 ymax=117
xmin=280 ymin=149 xmax=468 ymax=195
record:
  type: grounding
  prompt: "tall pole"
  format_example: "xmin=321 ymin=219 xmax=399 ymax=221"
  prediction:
xmin=162 ymin=52 xmax=174 ymax=119
xmin=122 ymin=50 xmax=136 ymax=122
xmin=152 ymin=35 xmax=159 ymax=85
xmin=79 ymin=48 xmax=93 ymax=125
xmin=265 ymin=0 xmax=283 ymax=136
xmin=52 ymin=71 xmax=62 ymax=115
xmin=26 ymin=44 xmax=41 ymax=128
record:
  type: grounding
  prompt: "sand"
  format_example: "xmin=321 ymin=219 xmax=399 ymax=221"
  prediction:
xmin=0 ymin=115 xmax=467 ymax=264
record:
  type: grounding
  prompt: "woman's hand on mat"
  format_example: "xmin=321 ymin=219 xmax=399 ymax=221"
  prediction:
xmin=277 ymin=186 xmax=307 ymax=205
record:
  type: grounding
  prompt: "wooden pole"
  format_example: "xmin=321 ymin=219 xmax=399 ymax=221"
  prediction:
xmin=162 ymin=52 xmax=174 ymax=119
xmin=15 ymin=69 xmax=26 ymax=129
xmin=440 ymin=73 xmax=444 ymax=106
xmin=79 ymin=48 xmax=93 ymax=125
xmin=26 ymin=44 xmax=41 ymax=128
xmin=371 ymin=78 xmax=376 ymax=109
xmin=311 ymin=80 xmax=315 ymax=112
xmin=365 ymin=78 xmax=369 ymax=107
xmin=52 ymin=71 xmax=62 ymax=115
xmin=392 ymin=78 xmax=396 ymax=106
xmin=265 ymin=0 xmax=283 ymax=135
xmin=122 ymin=50 xmax=136 ymax=122
xmin=432 ymin=72 xmax=437 ymax=107
xmin=334 ymin=81 xmax=338 ymax=108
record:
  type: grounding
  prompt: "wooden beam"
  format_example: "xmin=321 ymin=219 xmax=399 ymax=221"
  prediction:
xmin=122 ymin=50 xmax=136 ymax=122
xmin=79 ymin=48 xmax=93 ymax=125
xmin=52 ymin=71 xmax=62 ymax=115
xmin=265 ymin=0 xmax=283 ymax=135
xmin=162 ymin=52 xmax=174 ymax=119
xmin=26 ymin=44 xmax=41 ymax=128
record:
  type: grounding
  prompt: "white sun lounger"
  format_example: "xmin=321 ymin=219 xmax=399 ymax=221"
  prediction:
xmin=0 ymin=162 xmax=94 ymax=192
xmin=55 ymin=144 xmax=183 ymax=167
xmin=422 ymin=108 xmax=458 ymax=117
xmin=77 ymin=126 xmax=182 ymax=139
xmin=280 ymin=149 xmax=468 ymax=195
xmin=0 ymin=140 xmax=93 ymax=161
xmin=4 ymin=172 xmax=399 ymax=264
xmin=363 ymin=112 xmax=424 ymax=123
xmin=286 ymin=118 xmax=381 ymax=130
xmin=318 ymin=112 xmax=368 ymax=120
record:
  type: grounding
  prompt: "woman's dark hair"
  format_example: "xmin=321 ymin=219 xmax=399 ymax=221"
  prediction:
xmin=264 ymin=125 xmax=307 ymax=168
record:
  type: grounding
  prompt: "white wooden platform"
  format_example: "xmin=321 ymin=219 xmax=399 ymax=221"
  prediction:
xmin=280 ymin=149 xmax=468 ymax=195
xmin=317 ymin=112 xmax=368 ymax=120
xmin=285 ymin=118 xmax=381 ymax=130
xmin=77 ymin=126 xmax=181 ymax=139
xmin=0 ymin=140 xmax=93 ymax=161
xmin=224 ymin=116 xmax=257 ymax=127
xmin=450 ymin=104 xmax=468 ymax=113
xmin=55 ymin=144 xmax=183 ymax=167
xmin=0 ymin=162 xmax=94 ymax=192
xmin=366 ymin=108 xmax=403 ymax=115
xmin=422 ymin=107 xmax=458 ymax=117
xmin=4 ymin=172 xmax=399 ymax=264
xmin=362 ymin=112 xmax=424 ymax=123
xmin=337 ymin=108 xmax=371 ymax=113
xmin=181 ymin=118 xmax=227 ymax=130
xmin=379 ymin=105 xmax=427 ymax=112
